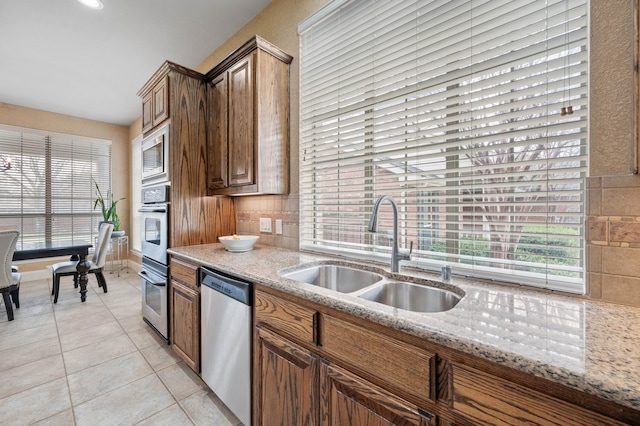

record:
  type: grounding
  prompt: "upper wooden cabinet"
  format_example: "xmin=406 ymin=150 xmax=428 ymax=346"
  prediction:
xmin=140 ymin=75 xmax=169 ymax=134
xmin=206 ymin=36 xmax=293 ymax=196
xmin=138 ymin=62 xmax=200 ymax=138
xmin=137 ymin=62 xmax=236 ymax=247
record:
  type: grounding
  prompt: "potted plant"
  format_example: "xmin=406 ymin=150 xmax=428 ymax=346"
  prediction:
xmin=93 ymin=180 xmax=125 ymax=235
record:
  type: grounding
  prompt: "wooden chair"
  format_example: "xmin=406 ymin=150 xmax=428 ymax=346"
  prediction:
xmin=51 ymin=223 xmax=113 ymax=304
xmin=0 ymin=230 xmax=21 ymax=321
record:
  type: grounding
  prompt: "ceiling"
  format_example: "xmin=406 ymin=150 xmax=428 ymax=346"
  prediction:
xmin=0 ymin=0 xmax=272 ymax=126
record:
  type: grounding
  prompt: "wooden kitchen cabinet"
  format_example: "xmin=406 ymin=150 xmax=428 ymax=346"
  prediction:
xmin=141 ymin=91 xmax=153 ymax=133
xmin=254 ymin=326 xmax=319 ymax=425
xmin=320 ymin=362 xmax=436 ymax=426
xmin=138 ymin=61 xmax=236 ymax=248
xmin=227 ymin=55 xmax=254 ymax=188
xmin=254 ymin=289 xmax=316 ymax=345
xmin=206 ymin=36 xmax=293 ymax=196
xmin=321 ymin=315 xmax=435 ymax=408
xmin=253 ymin=286 xmax=639 ymax=426
xmin=141 ymin=75 xmax=169 ymax=134
xmin=169 ymin=256 xmax=200 ymax=373
xmin=253 ymin=288 xmax=437 ymax=426
xmin=450 ymin=364 xmax=628 ymax=426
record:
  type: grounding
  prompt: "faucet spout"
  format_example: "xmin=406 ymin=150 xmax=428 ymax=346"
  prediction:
xmin=368 ymin=195 xmax=411 ymax=272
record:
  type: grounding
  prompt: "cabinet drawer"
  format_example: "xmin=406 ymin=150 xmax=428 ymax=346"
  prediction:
xmin=451 ymin=364 xmax=627 ymax=426
xmin=170 ymin=257 xmax=199 ymax=289
xmin=254 ymin=291 xmax=316 ymax=345
xmin=321 ymin=316 xmax=435 ymax=406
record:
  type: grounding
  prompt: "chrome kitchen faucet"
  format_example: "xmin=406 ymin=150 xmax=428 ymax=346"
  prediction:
xmin=368 ymin=195 xmax=412 ymax=273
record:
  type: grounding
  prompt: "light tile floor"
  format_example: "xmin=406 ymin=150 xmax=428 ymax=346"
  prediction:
xmin=0 ymin=269 xmax=241 ymax=426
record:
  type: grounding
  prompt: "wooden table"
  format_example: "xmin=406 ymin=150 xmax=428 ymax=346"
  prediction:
xmin=14 ymin=240 xmax=93 ymax=302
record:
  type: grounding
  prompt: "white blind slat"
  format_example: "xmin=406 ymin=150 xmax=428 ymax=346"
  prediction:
xmin=0 ymin=124 xmax=112 ymax=245
xmin=299 ymin=0 xmax=588 ymax=293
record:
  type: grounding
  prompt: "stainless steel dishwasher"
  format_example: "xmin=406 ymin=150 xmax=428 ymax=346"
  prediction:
xmin=200 ymin=267 xmax=252 ymax=426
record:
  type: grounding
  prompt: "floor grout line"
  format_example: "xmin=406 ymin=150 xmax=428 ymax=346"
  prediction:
xmin=0 ymin=270 xmax=238 ymax=426
xmin=52 ymin=275 xmax=80 ymax=426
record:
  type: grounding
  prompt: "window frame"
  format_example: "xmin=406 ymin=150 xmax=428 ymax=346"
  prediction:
xmin=298 ymin=0 xmax=589 ymax=294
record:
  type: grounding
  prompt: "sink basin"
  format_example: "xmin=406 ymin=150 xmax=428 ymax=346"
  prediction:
xmin=281 ymin=264 xmax=384 ymax=293
xmin=358 ymin=281 xmax=461 ymax=313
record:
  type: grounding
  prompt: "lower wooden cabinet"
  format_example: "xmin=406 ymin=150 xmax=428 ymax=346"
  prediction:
xmin=450 ymin=364 xmax=628 ymax=426
xmin=254 ymin=289 xmax=437 ymax=426
xmin=254 ymin=326 xmax=319 ymax=425
xmin=321 ymin=315 xmax=435 ymax=407
xmin=253 ymin=287 xmax=639 ymax=426
xmin=171 ymin=280 xmax=200 ymax=372
xmin=169 ymin=256 xmax=200 ymax=373
xmin=320 ymin=362 xmax=436 ymax=426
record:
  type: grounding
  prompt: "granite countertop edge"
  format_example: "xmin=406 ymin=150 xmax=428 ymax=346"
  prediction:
xmin=167 ymin=243 xmax=640 ymax=412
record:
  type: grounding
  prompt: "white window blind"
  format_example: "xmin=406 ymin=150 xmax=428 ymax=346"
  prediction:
xmin=299 ymin=0 xmax=588 ymax=293
xmin=0 ymin=124 xmax=112 ymax=246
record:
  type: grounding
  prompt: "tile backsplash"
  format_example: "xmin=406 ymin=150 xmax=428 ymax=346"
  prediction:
xmin=587 ymin=175 xmax=640 ymax=306
xmin=235 ymin=194 xmax=299 ymax=251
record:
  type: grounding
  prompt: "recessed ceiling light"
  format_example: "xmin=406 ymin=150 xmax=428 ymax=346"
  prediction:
xmin=77 ymin=0 xmax=104 ymax=9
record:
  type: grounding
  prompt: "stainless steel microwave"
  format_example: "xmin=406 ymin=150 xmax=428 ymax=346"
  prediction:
xmin=141 ymin=124 xmax=169 ymax=185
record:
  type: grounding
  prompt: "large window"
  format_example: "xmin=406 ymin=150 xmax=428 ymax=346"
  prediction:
xmin=299 ymin=0 xmax=588 ymax=293
xmin=0 ymin=124 xmax=112 ymax=246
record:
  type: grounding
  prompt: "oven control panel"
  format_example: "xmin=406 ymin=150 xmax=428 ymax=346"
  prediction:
xmin=141 ymin=184 xmax=170 ymax=204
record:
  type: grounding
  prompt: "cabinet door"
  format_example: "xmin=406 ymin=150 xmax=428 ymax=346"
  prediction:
xmin=207 ymin=74 xmax=229 ymax=190
xmin=171 ymin=281 xmax=200 ymax=372
xmin=152 ymin=76 xmax=169 ymax=126
xmin=320 ymin=362 xmax=437 ymax=426
xmin=141 ymin=91 xmax=154 ymax=134
xmin=227 ymin=53 xmax=255 ymax=188
xmin=254 ymin=326 xmax=319 ymax=426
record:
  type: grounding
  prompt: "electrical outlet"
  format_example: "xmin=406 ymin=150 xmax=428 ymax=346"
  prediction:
xmin=259 ymin=217 xmax=272 ymax=233
xmin=275 ymin=219 xmax=283 ymax=235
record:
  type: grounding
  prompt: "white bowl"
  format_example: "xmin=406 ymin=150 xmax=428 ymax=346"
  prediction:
xmin=218 ymin=235 xmax=259 ymax=252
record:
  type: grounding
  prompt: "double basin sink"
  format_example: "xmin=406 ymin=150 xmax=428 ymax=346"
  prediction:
xmin=280 ymin=263 xmax=462 ymax=313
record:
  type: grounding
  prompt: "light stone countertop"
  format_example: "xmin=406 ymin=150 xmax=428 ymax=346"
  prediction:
xmin=168 ymin=243 xmax=640 ymax=412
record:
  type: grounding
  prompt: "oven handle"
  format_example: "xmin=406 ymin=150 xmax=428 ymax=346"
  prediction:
xmin=138 ymin=205 xmax=168 ymax=213
xmin=138 ymin=270 xmax=166 ymax=286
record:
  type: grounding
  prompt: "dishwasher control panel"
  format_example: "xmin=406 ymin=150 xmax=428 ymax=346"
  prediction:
xmin=200 ymin=267 xmax=252 ymax=306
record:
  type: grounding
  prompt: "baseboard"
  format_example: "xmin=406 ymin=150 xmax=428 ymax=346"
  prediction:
xmin=21 ymin=269 xmax=51 ymax=282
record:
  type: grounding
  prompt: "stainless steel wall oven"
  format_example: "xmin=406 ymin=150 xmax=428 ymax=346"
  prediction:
xmin=139 ymin=183 xmax=170 ymax=343
xmin=139 ymin=256 xmax=169 ymax=343
xmin=139 ymin=184 xmax=169 ymax=265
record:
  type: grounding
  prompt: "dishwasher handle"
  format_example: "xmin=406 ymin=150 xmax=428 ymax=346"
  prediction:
xmin=201 ymin=267 xmax=252 ymax=306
